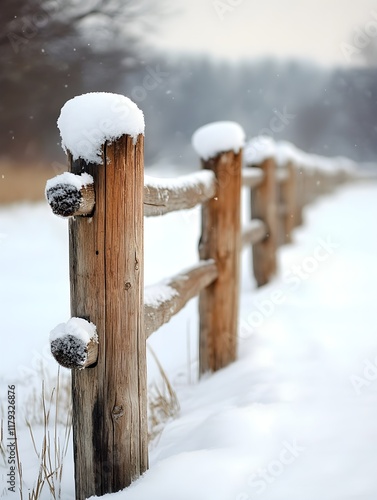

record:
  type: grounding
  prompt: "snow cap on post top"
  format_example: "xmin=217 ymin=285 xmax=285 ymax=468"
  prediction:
xmin=57 ymin=92 xmax=145 ymax=164
xmin=50 ymin=317 xmax=98 ymax=370
xmin=244 ymin=136 xmax=276 ymax=166
xmin=191 ymin=121 xmax=245 ymax=160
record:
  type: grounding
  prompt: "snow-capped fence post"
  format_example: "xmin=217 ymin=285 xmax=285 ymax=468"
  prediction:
xmin=47 ymin=93 xmax=148 ymax=500
xmin=192 ymin=122 xmax=244 ymax=374
xmin=251 ymin=157 xmax=278 ymax=286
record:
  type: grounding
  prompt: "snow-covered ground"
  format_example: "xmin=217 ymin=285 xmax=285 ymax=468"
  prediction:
xmin=1 ymin=177 xmax=377 ymax=499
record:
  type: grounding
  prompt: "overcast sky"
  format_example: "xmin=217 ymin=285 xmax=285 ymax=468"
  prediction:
xmin=155 ymin=0 xmax=377 ymax=66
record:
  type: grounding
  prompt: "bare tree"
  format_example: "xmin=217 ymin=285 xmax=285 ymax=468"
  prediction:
xmin=0 ymin=0 xmax=163 ymax=162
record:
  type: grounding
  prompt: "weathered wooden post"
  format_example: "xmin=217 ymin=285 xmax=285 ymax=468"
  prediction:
xmin=294 ymin=164 xmax=304 ymax=227
xmin=280 ymin=161 xmax=297 ymax=244
xmin=192 ymin=122 xmax=244 ymax=375
xmin=251 ymin=157 xmax=278 ymax=286
xmin=46 ymin=93 xmax=147 ymax=499
xmin=303 ymin=167 xmax=316 ymax=205
xmin=276 ymin=167 xmax=287 ymax=247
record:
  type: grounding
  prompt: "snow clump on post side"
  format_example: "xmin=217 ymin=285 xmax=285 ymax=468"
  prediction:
xmin=45 ymin=171 xmax=95 ymax=217
xmin=50 ymin=317 xmax=98 ymax=370
xmin=57 ymin=92 xmax=145 ymax=164
xmin=191 ymin=121 xmax=245 ymax=160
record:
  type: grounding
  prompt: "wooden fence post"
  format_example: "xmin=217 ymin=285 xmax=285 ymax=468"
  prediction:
xmin=304 ymin=168 xmax=316 ymax=205
xmin=294 ymin=165 xmax=304 ymax=227
xmin=68 ymin=134 xmax=147 ymax=499
xmin=251 ymin=157 xmax=278 ymax=286
xmin=280 ymin=161 xmax=297 ymax=244
xmin=198 ymin=150 xmax=242 ymax=374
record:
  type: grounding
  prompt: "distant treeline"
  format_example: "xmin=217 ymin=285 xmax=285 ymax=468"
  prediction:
xmin=130 ymin=56 xmax=377 ymax=167
xmin=1 ymin=1 xmax=376 ymax=167
xmin=3 ymin=48 xmax=377 ymax=167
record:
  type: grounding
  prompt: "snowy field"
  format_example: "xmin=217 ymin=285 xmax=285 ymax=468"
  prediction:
xmin=1 ymin=176 xmax=377 ymax=499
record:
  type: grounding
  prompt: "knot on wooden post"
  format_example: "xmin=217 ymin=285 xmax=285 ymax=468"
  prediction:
xmin=45 ymin=172 xmax=95 ymax=217
xmin=50 ymin=317 xmax=98 ymax=369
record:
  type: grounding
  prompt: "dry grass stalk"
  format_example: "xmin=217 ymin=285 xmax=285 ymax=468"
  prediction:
xmin=26 ymin=370 xmax=72 ymax=500
xmin=23 ymin=365 xmax=71 ymax=427
xmin=3 ymin=352 xmax=180 ymax=496
xmin=11 ymin=368 xmax=73 ymax=500
xmin=148 ymin=346 xmax=180 ymax=444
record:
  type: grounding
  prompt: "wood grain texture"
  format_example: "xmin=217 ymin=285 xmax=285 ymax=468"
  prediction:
xmin=144 ymin=171 xmax=216 ymax=217
xmin=241 ymin=219 xmax=267 ymax=248
xmin=145 ymin=260 xmax=218 ymax=338
xmin=250 ymin=157 xmax=278 ymax=287
xmin=199 ymin=150 xmax=242 ymax=375
xmin=69 ymin=134 xmax=147 ymax=500
xmin=76 ymin=183 xmax=96 ymax=216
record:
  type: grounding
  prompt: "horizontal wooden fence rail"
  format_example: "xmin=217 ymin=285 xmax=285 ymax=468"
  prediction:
xmin=45 ymin=93 xmax=355 ymax=500
xmin=241 ymin=219 xmax=268 ymax=248
xmin=144 ymin=259 xmax=218 ymax=338
xmin=241 ymin=167 xmax=264 ymax=188
xmin=47 ymin=170 xmax=216 ymax=219
xmin=144 ymin=171 xmax=216 ymax=217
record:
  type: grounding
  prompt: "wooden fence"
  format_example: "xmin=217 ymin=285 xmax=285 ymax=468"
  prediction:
xmin=46 ymin=119 xmax=352 ymax=499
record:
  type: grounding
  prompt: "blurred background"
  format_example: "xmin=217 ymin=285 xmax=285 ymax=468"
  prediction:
xmin=1 ymin=0 xmax=377 ymax=203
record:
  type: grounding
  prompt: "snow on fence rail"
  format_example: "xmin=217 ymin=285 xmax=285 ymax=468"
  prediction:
xmin=45 ymin=93 xmax=354 ymax=500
